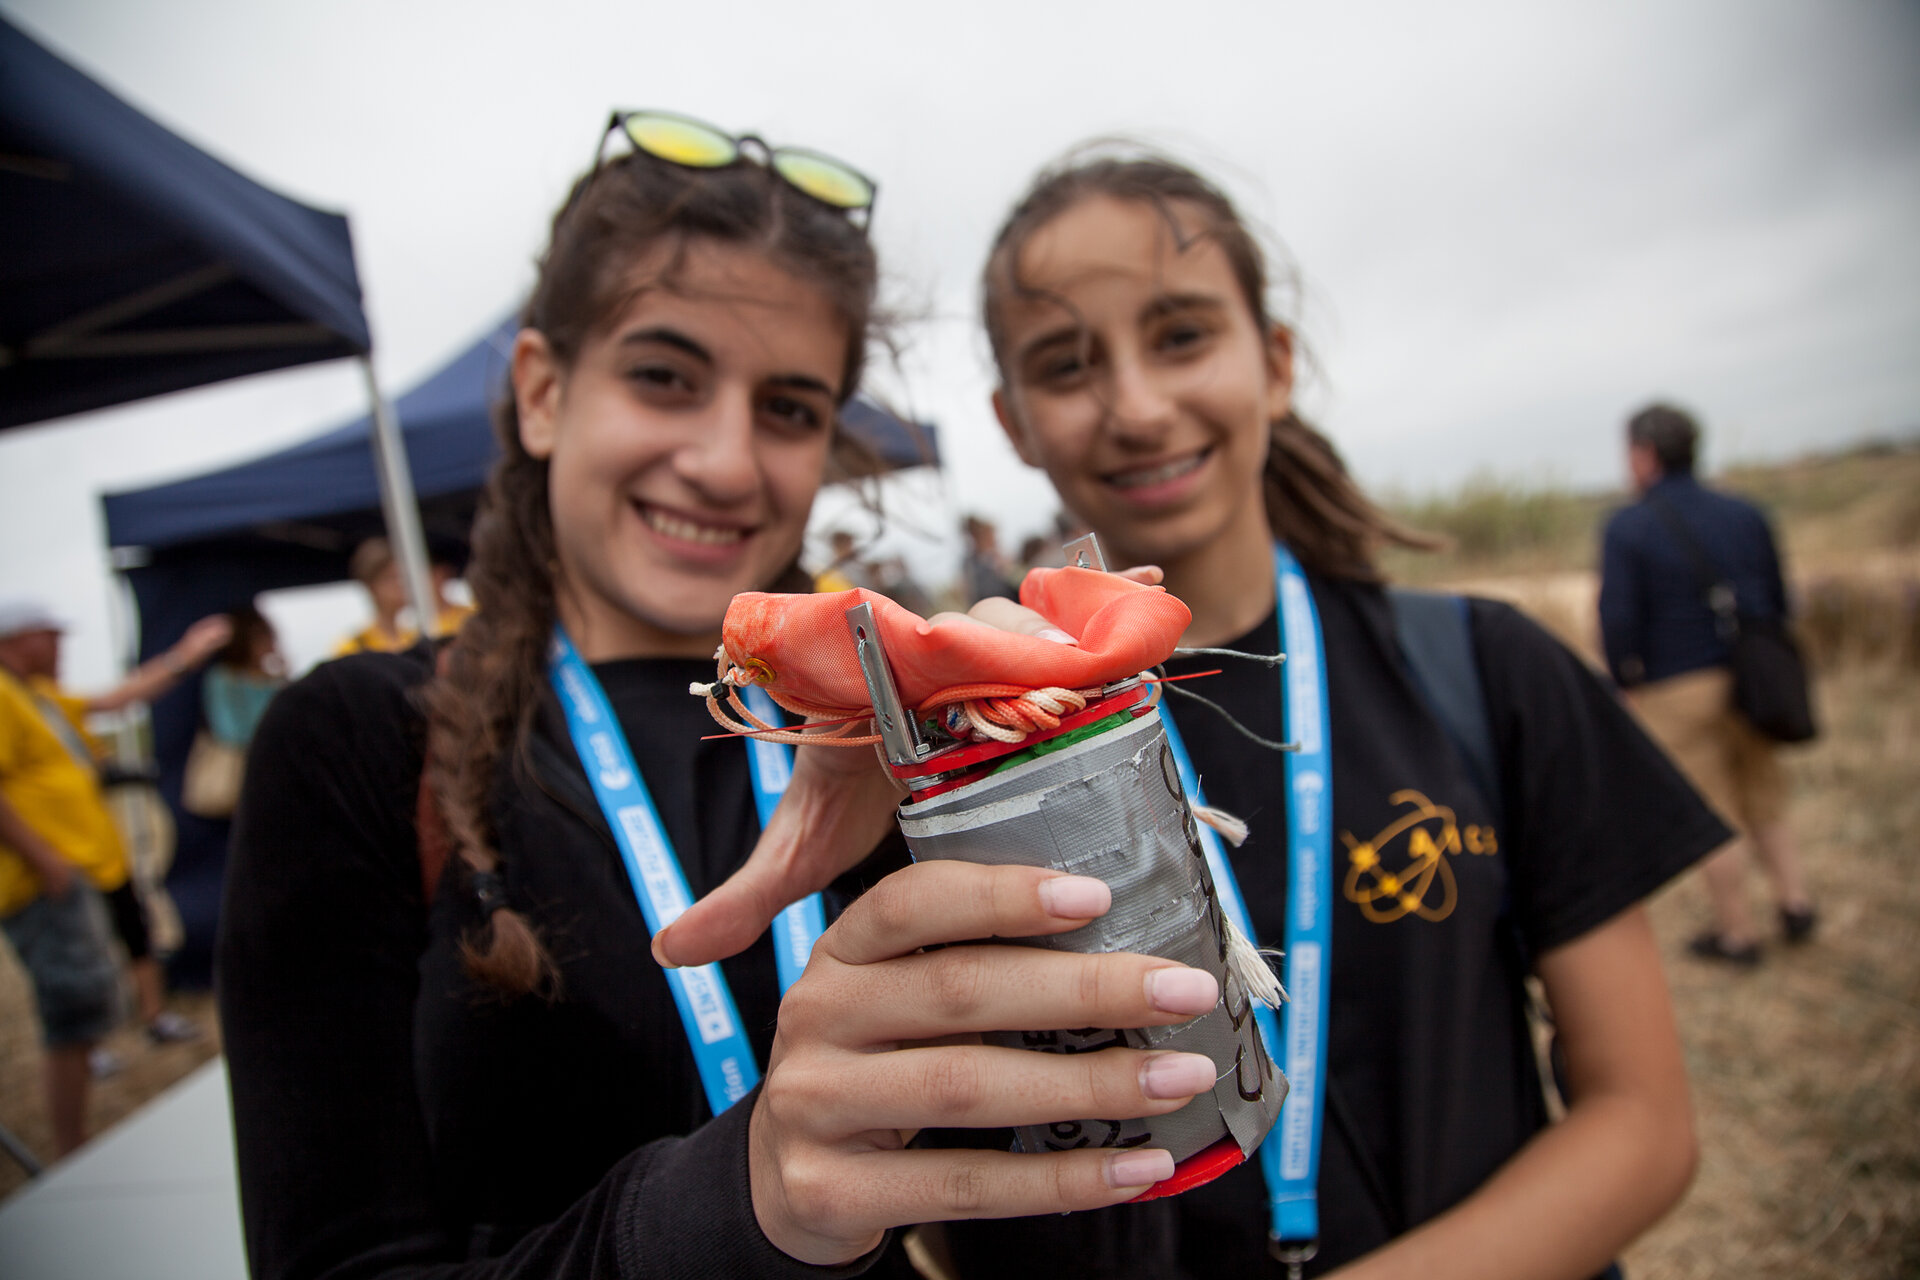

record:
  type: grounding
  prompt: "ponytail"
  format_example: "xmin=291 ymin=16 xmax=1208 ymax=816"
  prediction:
xmin=1263 ymin=411 xmax=1445 ymax=583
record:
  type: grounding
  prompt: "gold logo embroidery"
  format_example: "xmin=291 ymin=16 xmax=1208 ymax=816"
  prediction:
xmin=1341 ymin=789 xmax=1497 ymax=924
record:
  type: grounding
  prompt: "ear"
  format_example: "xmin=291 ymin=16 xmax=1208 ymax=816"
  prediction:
xmin=512 ymin=329 xmax=563 ymax=460
xmin=991 ymin=387 xmax=1041 ymax=468
xmin=1263 ymin=323 xmax=1295 ymax=422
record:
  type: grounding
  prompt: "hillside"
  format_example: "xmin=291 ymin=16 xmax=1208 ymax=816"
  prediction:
xmin=1379 ymin=441 xmax=1920 ymax=673
xmin=1387 ymin=442 xmax=1920 ymax=1278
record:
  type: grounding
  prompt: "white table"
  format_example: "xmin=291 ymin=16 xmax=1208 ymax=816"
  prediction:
xmin=0 ymin=1058 xmax=246 ymax=1279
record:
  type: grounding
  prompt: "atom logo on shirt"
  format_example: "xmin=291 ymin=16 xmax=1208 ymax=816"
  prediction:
xmin=1339 ymin=790 xmax=1498 ymax=924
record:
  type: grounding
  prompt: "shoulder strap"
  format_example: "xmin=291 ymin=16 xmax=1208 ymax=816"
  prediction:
xmin=1645 ymin=495 xmax=1738 ymax=604
xmin=1386 ymin=588 xmax=1504 ymax=825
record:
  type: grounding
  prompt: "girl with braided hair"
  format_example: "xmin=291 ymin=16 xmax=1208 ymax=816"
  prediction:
xmin=217 ymin=119 xmax=1230 ymax=1279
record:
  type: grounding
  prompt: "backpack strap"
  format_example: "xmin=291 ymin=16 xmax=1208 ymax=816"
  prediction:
xmin=1385 ymin=587 xmax=1504 ymax=825
xmin=1388 ymin=590 xmax=1566 ymax=1117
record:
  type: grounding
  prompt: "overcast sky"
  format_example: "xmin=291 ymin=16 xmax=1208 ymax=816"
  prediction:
xmin=4 ymin=0 xmax=1918 ymax=685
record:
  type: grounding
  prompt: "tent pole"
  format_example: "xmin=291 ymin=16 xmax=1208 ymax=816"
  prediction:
xmin=359 ymin=355 xmax=438 ymax=640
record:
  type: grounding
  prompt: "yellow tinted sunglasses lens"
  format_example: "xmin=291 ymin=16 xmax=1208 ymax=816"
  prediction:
xmin=771 ymin=151 xmax=874 ymax=210
xmin=622 ymin=114 xmax=737 ymax=168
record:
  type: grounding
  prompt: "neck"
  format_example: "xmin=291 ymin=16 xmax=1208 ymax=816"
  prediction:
xmin=555 ymin=595 xmax=720 ymax=663
xmin=1143 ymin=515 xmax=1278 ymax=650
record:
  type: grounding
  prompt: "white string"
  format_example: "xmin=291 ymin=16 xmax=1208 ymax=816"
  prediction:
xmin=1193 ymin=802 xmax=1249 ymax=847
xmin=1226 ymin=919 xmax=1287 ymax=1009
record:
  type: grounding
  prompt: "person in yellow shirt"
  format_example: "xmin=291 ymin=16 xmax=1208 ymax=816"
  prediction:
xmin=333 ymin=538 xmax=474 ymax=656
xmin=0 ymin=599 xmax=228 ymax=1152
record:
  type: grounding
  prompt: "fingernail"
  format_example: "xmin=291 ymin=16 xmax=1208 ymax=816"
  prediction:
xmin=1038 ymin=875 xmax=1110 ymax=919
xmin=650 ymin=928 xmax=679 ymax=969
xmin=1145 ymin=967 xmax=1218 ymax=1016
xmin=1139 ymin=1052 xmax=1218 ymax=1100
xmin=1105 ymin=1148 xmax=1175 ymax=1189
xmin=1037 ymin=627 xmax=1079 ymax=646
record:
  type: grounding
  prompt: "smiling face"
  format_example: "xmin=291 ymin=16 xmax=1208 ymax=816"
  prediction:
xmin=989 ymin=196 xmax=1291 ymax=574
xmin=514 ymin=238 xmax=848 ymax=659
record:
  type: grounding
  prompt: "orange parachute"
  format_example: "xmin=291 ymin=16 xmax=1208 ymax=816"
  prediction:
xmin=716 ymin=566 xmax=1191 ymax=724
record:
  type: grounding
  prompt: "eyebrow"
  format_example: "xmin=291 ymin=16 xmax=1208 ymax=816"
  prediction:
xmin=1011 ymin=291 xmax=1232 ymax=367
xmin=617 ymin=326 xmax=839 ymax=399
xmin=1143 ymin=292 xmax=1229 ymax=320
xmin=1012 ymin=323 xmax=1084 ymax=368
xmin=765 ymin=372 xmax=840 ymax=399
xmin=617 ymin=326 xmax=711 ymax=363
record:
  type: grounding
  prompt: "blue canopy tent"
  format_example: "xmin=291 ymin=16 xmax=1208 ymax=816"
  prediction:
xmin=0 ymin=13 xmax=449 ymax=983
xmin=0 ymin=14 xmax=370 ymax=424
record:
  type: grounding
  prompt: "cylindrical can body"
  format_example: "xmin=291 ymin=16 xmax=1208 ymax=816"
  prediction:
xmin=897 ymin=708 xmax=1284 ymax=1164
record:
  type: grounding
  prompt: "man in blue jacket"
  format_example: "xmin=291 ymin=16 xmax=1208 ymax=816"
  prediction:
xmin=1598 ymin=403 xmax=1817 ymax=966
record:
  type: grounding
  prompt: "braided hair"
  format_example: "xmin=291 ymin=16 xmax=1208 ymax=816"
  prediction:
xmin=425 ymin=144 xmax=880 ymax=995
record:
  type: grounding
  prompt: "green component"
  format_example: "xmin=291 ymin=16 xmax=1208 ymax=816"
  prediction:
xmin=989 ymin=712 xmax=1132 ymax=776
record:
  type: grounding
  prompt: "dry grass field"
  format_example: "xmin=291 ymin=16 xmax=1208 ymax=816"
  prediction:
xmin=1398 ymin=443 xmax=1920 ymax=1279
xmin=1 ymin=445 xmax=1915 ymax=1277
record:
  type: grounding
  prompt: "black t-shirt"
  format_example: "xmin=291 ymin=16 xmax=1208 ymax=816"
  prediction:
xmin=218 ymin=651 xmax=914 ymax=1280
xmin=945 ymin=575 xmax=1728 ymax=1278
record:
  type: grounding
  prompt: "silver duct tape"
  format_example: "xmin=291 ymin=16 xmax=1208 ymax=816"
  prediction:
xmin=898 ymin=709 xmax=1286 ymax=1164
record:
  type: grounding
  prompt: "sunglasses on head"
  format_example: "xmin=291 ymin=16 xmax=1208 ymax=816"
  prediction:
xmin=594 ymin=110 xmax=878 ymax=228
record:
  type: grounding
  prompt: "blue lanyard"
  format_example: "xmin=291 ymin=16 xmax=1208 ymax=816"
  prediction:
xmin=1159 ymin=544 xmax=1332 ymax=1250
xmin=547 ymin=630 xmax=824 ymax=1116
xmin=740 ymin=683 xmax=829 ymax=993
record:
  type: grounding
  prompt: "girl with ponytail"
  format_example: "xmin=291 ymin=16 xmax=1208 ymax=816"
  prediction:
xmin=219 ymin=120 xmax=1231 ymax=1279
xmin=922 ymin=150 xmax=1728 ymax=1277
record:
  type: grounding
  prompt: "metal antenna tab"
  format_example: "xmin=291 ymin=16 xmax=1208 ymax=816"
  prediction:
xmin=844 ymin=602 xmax=927 ymax=767
xmin=1063 ymin=532 xmax=1108 ymax=573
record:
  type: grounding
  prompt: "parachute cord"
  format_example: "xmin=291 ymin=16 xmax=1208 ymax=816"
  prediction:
xmin=691 ymin=651 xmax=1111 ymax=751
xmin=691 ymin=650 xmax=882 ymax=747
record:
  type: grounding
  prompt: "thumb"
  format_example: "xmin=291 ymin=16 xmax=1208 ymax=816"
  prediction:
xmin=653 ymin=744 xmax=905 ymax=968
xmin=653 ymin=846 xmax=794 ymax=970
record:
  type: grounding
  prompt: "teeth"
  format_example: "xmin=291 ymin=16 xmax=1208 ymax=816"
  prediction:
xmin=1110 ymin=453 xmax=1205 ymax=489
xmin=642 ymin=508 xmax=746 ymax=546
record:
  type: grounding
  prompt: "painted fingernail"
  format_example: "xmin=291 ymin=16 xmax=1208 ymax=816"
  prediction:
xmin=1140 ymin=1052 xmax=1218 ymax=1100
xmin=650 ymin=928 xmax=679 ymax=969
xmin=1105 ymin=1148 xmax=1175 ymax=1189
xmin=1038 ymin=875 xmax=1110 ymax=919
xmin=1145 ymin=967 xmax=1219 ymax=1016
xmin=1037 ymin=627 xmax=1080 ymax=646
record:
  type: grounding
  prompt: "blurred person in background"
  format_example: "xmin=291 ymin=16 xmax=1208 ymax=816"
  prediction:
xmin=960 ymin=512 xmax=1017 ymax=604
xmin=0 ymin=599 xmax=225 ymax=1152
xmin=333 ymin=536 xmax=410 ymax=655
xmin=810 ymin=528 xmax=872 ymax=592
xmin=1600 ymin=403 xmax=1817 ymax=966
xmin=1016 ymin=532 xmax=1054 ymax=577
xmin=334 ymin=537 xmax=474 ymax=656
xmin=868 ymin=554 xmax=934 ymax=615
xmin=201 ymin=605 xmax=287 ymax=753
xmin=183 ymin=605 xmax=290 ymax=828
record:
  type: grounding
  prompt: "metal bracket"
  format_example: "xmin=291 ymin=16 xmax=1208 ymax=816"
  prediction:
xmin=844 ymin=602 xmax=929 ymax=767
xmin=1063 ymin=531 xmax=1108 ymax=573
